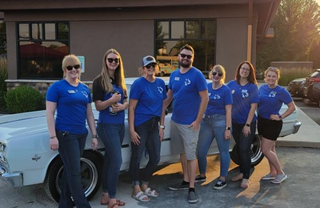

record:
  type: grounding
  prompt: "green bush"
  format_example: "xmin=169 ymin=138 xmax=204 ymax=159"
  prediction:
xmin=0 ymin=57 xmax=7 ymax=92
xmin=0 ymin=57 xmax=7 ymax=110
xmin=277 ymin=67 xmax=314 ymax=86
xmin=5 ymin=85 xmax=43 ymax=113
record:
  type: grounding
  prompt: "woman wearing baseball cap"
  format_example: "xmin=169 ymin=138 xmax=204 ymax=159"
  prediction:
xmin=129 ymin=55 xmax=167 ymax=202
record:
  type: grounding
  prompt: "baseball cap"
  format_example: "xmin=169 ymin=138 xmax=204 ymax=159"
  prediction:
xmin=142 ymin=55 xmax=157 ymax=67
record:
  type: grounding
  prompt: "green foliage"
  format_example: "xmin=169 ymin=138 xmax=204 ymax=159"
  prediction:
xmin=0 ymin=57 xmax=8 ymax=92
xmin=0 ymin=57 xmax=7 ymax=110
xmin=278 ymin=67 xmax=314 ymax=86
xmin=257 ymin=0 xmax=320 ymax=70
xmin=5 ymin=85 xmax=43 ymax=113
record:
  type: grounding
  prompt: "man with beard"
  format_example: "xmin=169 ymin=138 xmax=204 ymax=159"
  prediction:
xmin=162 ymin=44 xmax=208 ymax=204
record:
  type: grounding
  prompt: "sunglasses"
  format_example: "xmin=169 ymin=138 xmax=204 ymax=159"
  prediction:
xmin=66 ymin=65 xmax=80 ymax=71
xmin=212 ymin=72 xmax=223 ymax=77
xmin=145 ymin=64 xmax=156 ymax=69
xmin=180 ymin=53 xmax=192 ymax=59
xmin=107 ymin=58 xmax=119 ymax=64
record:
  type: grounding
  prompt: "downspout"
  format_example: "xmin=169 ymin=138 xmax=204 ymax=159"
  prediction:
xmin=247 ymin=0 xmax=253 ymax=62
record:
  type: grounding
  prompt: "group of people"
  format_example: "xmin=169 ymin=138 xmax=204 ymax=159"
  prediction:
xmin=45 ymin=44 xmax=295 ymax=207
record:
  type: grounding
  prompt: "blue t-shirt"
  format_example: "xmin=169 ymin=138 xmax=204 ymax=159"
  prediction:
xmin=92 ymin=77 xmax=125 ymax=124
xmin=227 ymin=80 xmax=259 ymax=124
xmin=258 ymin=84 xmax=293 ymax=119
xmin=130 ymin=77 xmax=167 ymax=127
xmin=205 ymin=84 xmax=233 ymax=115
xmin=46 ymin=79 xmax=91 ymax=134
xmin=168 ymin=67 xmax=208 ymax=125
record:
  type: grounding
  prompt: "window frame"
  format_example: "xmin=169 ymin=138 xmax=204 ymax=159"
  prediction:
xmin=154 ymin=19 xmax=217 ymax=72
xmin=16 ymin=21 xmax=70 ymax=79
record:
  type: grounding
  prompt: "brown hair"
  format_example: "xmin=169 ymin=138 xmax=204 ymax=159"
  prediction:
xmin=179 ymin=44 xmax=195 ymax=55
xmin=234 ymin=61 xmax=257 ymax=84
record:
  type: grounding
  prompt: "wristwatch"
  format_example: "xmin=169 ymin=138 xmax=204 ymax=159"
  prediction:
xmin=92 ymin=135 xmax=98 ymax=139
xmin=159 ymin=125 xmax=165 ymax=129
xmin=246 ymin=123 xmax=250 ymax=127
xmin=225 ymin=127 xmax=231 ymax=130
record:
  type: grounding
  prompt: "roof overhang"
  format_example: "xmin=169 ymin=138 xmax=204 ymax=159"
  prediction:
xmin=0 ymin=0 xmax=280 ymax=41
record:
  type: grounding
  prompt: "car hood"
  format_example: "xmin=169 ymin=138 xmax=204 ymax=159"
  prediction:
xmin=0 ymin=110 xmax=48 ymax=142
xmin=291 ymin=78 xmax=305 ymax=83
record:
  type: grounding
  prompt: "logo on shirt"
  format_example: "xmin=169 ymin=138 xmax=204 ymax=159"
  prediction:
xmin=213 ymin=94 xmax=221 ymax=99
xmin=157 ymin=86 xmax=163 ymax=94
xmin=269 ymin=91 xmax=277 ymax=97
xmin=174 ymin=77 xmax=180 ymax=81
xmin=185 ymin=79 xmax=191 ymax=86
xmin=68 ymin=90 xmax=76 ymax=93
xmin=81 ymin=90 xmax=89 ymax=98
xmin=241 ymin=89 xmax=249 ymax=98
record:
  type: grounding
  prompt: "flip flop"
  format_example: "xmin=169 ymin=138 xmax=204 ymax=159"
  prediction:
xmin=144 ymin=187 xmax=159 ymax=197
xmin=132 ymin=191 xmax=150 ymax=202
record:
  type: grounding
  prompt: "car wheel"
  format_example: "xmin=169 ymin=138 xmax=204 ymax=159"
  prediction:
xmin=230 ymin=134 xmax=264 ymax=167
xmin=44 ymin=151 xmax=102 ymax=203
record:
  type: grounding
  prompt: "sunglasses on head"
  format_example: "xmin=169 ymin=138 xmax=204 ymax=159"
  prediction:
xmin=107 ymin=58 xmax=119 ymax=64
xmin=212 ymin=72 xmax=223 ymax=77
xmin=66 ymin=65 xmax=80 ymax=71
xmin=145 ymin=63 xmax=156 ymax=69
xmin=180 ymin=53 xmax=192 ymax=59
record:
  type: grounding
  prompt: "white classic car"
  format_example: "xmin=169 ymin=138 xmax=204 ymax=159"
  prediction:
xmin=0 ymin=78 xmax=301 ymax=203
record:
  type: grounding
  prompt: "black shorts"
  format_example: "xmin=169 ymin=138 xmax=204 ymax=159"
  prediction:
xmin=257 ymin=116 xmax=283 ymax=141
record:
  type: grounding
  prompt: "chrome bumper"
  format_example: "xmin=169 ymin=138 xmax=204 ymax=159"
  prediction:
xmin=0 ymin=160 xmax=23 ymax=188
xmin=293 ymin=121 xmax=302 ymax=134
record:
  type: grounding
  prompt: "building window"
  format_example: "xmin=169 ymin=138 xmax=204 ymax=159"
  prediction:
xmin=0 ymin=20 xmax=6 ymax=59
xmin=155 ymin=20 xmax=216 ymax=76
xmin=17 ymin=22 xmax=69 ymax=79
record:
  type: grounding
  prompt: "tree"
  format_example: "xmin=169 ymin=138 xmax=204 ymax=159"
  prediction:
xmin=257 ymin=0 xmax=320 ymax=70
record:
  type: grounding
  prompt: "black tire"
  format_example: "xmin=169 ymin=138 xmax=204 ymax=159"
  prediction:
xmin=230 ymin=134 xmax=264 ymax=167
xmin=44 ymin=151 xmax=102 ymax=203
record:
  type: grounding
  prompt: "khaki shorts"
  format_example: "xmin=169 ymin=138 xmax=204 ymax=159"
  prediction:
xmin=170 ymin=120 xmax=200 ymax=160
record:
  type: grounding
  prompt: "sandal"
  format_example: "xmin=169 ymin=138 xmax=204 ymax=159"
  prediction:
xmin=101 ymin=196 xmax=125 ymax=206
xmin=109 ymin=202 xmax=119 ymax=208
xmin=144 ymin=187 xmax=159 ymax=197
xmin=132 ymin=191 xmax=150 ymax=202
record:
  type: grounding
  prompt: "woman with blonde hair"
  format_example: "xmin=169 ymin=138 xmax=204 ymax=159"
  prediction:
xmin=258 ymin=67 xmax=295 ymax=184
xmin=46 ymin=54 xmax=98 ymax=207
xmin=196 ymin=65 xmax=233 ymax=190
xmin=92 ymin=48 xmax=127 ymax=208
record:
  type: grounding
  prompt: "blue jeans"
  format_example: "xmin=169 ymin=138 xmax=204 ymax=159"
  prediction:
xmin=97 ymin=123 xmax=124 ymax=198
xmin=197 ymin=114 xmax=230 ymax=177
xmin=232 ymin=122 xmax=256 ymax=179
xmin=129 ymin=117 xmax=161 ymax=186
xmin=57 ymin=131 xmax=91 ymax=208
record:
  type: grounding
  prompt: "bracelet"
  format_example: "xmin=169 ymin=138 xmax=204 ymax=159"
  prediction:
xmin=159 ymin=125 xmax=165 ymax=129
xmin=92 ymin=135 xmax=98 ymax=138
xmin=50 ymin=136 xmax=57 ymax=139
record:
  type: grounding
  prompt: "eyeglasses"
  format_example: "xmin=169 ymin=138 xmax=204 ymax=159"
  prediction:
xmin=212 ymin=72 xmax=223 ymax=77
xmin=107 ymin=58 xmax=119 ymax=64
xmin=180 ymin=54 xmax=192 ymax=59
xmin=145 ymin=64 xmax=156 ymax=69
xmin=66 ymin=65 xmax=80 ymax=71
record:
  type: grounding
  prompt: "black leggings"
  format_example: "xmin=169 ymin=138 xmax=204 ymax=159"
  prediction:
xmin=232 ymin=122 xmax=256 ymax=179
